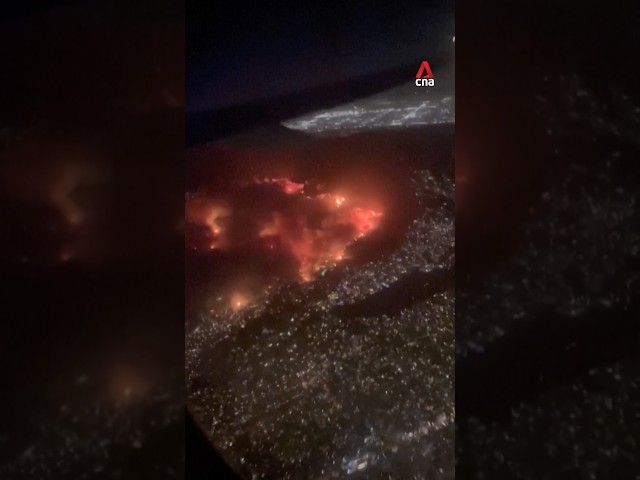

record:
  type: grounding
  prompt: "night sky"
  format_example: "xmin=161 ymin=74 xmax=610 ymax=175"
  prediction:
xmin=186 ymin=0 xmax=453 ymax=114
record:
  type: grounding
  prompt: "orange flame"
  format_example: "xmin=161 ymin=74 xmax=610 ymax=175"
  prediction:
xmin=257 ymin=189 xmax=382 ymax=281
xmin=186 ymin=177 xmax=383 ymax=282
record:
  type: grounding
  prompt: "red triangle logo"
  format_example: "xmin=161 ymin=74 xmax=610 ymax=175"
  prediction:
xmin=416 ymin=61 xmax=434 ymax=79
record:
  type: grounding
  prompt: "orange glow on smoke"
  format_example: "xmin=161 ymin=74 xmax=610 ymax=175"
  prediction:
xmin=229 ymin=291 xmax=249 ymax=310
xmin=256 ymin=182 xmax=383 ymax=281
xmin=185 ymin=199 xmax=231 ymax=248
xmin=254 ymin=177 xmax=305 ymax=194
xmin=186 ymin=177 xmax=383 ymax=282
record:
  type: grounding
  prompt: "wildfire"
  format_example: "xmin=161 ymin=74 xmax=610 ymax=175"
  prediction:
xmin=186 ymin=177 xmax=383 ymax=282
xmin=255 ymin=185 xmax=383 ymax=280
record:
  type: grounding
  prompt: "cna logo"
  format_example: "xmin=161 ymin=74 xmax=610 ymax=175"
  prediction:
xmin=415 ymin=60 xmax=434 ymax=87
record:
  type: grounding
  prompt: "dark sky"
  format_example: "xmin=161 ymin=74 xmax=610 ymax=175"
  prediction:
xmin=186 ymin=0 xmax=453 ymax=112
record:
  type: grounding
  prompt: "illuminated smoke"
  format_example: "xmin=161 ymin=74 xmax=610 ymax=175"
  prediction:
xmin=253 ymin=177 xmax=305 ymax=195
xmin=185 ymin=198 xmax=231 ymax=250
xmin=185 ymin=177 xmax=383 ymax=283
xmin=257 ymin=194 xmax=382 ymax=281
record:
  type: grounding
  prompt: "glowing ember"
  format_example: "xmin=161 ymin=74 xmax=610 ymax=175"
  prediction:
xmin=229 ymin=292 xmax=249 ymax=310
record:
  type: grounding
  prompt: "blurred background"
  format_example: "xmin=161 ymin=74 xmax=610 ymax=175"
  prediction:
xmin=0 ymin=1 xmax=184 ymax=477
xmin=455 ymin=2 xmax=640 ymax=478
